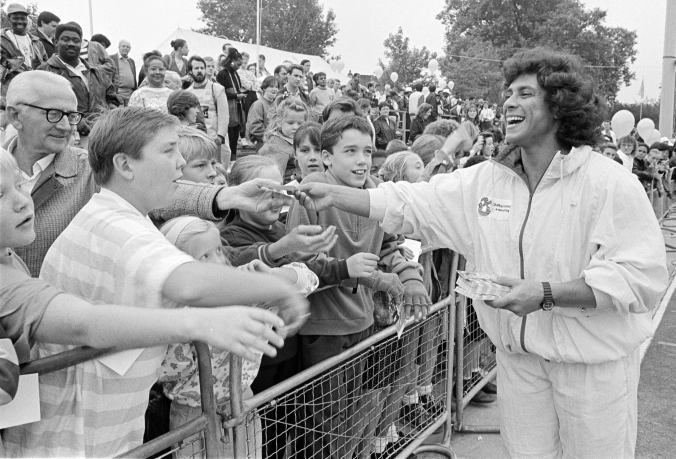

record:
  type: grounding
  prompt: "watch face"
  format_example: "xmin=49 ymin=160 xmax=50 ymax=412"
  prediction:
xmin=542 ymin=301 xmax=554 ymax=311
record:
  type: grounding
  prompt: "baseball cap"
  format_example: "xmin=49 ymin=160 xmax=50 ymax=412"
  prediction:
xmin=6 ymin=3 xmax=28 ymax=15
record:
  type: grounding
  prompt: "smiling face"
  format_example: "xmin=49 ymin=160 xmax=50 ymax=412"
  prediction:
xmin=263 ymin=84 xmax=279 ymax=101
xmin=0 ymin=165 xmax=35 ymax=250
xmin=8 ymin=13 xmax=29 ymax=35
xmin=240 ymin=166 xmax=284 ymax=227
xmin=403 ymin=155 xmax=424 ymax=183
xmin=379 ymin=105 xmax=390 ymax=117
xmin=10 ymin=78 xmax=77 ymax=155
xmin=323 ymin=128 xmax=373 ymax=188
xmin=503 ymin=74 xmax=559 ymax=149
xmin=184 ymin=226 xmax=227 ymax=265
xmin=182 ymin=156 xmax=218 ymax=184
xmin=125 ymin=126 xmax=185 ymax=214
xmin=146 ymin=57 xmax=166 ymax=88
xmin=280 ymin=110 xmax=306 ymax=138
xmin=467 ymin=107 xmax=477 ymax=119
xmin=296 ymin=136 xmax=324 ymax=178
xmin=57 ymin=30 xmax=82 ymax=62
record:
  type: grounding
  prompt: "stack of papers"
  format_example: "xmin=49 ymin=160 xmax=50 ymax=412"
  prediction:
xmin=455 ymin=271 xmax=511 ymax=301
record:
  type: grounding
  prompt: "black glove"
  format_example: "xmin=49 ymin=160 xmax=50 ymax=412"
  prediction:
xmin=403 ymin=279 xmax=431 ymax=322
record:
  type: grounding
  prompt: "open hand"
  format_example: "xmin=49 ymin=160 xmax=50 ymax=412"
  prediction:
xmin=283 ymin=225 xmax=337 ymax=254
xmin=484 ymin=277 xmax=544 ymax=317
xmin=223 ymin=178 xmax=294 ymax=213
xmin=346 ymin=252 xmax=380 ymax=277
xmin=197 ymin=306 xmax=286 ymax=361
xmin=290 ymin=182 xmax=335 ymax=212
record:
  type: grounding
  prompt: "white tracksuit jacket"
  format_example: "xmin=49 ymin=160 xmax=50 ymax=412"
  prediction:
xmin=369 ymin=145 xmax=668 ymax=364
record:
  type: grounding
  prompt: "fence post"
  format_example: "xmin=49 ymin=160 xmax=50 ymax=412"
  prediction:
xmin=195 ymin=342 xmax=221 ymax=458
xmin=229 ymin=354 xmax=245 ymax=458
xmin=443 ymin=251 xmax=460 ymax=444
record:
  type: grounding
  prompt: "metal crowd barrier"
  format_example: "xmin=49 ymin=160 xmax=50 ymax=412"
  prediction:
xmin=19 ymin=249 xmax=507 ymax=459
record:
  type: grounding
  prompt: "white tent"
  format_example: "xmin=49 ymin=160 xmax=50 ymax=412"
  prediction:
xmin=155 ymin=28 xmax=350 ymax=81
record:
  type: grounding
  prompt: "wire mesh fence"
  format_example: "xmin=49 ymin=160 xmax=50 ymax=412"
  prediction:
xmin=239 ymin=307 xmax=450 ymax=459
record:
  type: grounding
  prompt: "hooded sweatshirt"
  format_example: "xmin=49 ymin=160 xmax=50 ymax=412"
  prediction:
xmin=287 ymin=170 xmax=424 ymax=336
xmin=369 ymin=145 xmax=668 ymax=364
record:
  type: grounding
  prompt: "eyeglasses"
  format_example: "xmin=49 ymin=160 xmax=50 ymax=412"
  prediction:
xmin=20 ymin=103 xmax=84 ymax=125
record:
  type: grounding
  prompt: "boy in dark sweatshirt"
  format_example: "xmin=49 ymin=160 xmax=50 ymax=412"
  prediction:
xmin=286 ymin=116 xmax=430 ymax=458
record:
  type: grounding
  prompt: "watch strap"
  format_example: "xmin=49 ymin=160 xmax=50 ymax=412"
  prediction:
xmin=541 ymin=282 xmax=554 ymax=310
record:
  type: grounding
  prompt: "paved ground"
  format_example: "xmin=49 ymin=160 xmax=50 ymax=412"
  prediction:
xmin=446 ymin=226 xmax=676 ymax=459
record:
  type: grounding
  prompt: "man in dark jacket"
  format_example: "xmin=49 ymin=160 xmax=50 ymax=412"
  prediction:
xmin=38 ymin=22 xmax=119 ymax=149
xmin=0 ymin=3 xmax=48 ymax=96
xmin=110 ymin=39 xmax=137 ymax=105
xmin=425 ymin=84 xmax=439 ymax=122
xmin=34 ymin=11 xmax=60 ymax=57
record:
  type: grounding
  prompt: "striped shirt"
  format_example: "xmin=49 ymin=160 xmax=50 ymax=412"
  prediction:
xmin=2 ymin=188 xmax=194 ymax=458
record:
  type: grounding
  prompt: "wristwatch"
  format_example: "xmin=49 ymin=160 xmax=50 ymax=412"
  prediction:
xmin=541 ymin=282 xmax=555 ymax=311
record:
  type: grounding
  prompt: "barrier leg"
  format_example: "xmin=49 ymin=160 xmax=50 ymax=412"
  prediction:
xmin=195 ymin=342 xmax=222 ymax=459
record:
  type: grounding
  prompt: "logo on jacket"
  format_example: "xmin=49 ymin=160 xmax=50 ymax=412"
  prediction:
xmin=478 ymin=197 xmax=492 ymax=216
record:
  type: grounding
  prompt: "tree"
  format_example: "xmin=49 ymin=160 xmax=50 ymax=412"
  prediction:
xmin=196 ymin=0 xmax=338 ymax=57
xmin=437 ymin=0 xmax=638 ymax=103
xmin=376 ymin=27 xmax=437 ymax=88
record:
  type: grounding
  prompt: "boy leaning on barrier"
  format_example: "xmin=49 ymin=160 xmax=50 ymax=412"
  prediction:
xmin=3 ymin=107 xmax=308 ymax=458
xmin=0 ymin=147 xmax=288 ymax=456
xmin=286 ymin=116 xmax=431 ymax=458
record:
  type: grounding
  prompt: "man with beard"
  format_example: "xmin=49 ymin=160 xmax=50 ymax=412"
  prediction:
xmin=186 ymin=55 xmax=230 ymax=160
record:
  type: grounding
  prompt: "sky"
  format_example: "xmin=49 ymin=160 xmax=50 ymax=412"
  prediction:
xmin=30 ymin=0 xmax=669 ymax=103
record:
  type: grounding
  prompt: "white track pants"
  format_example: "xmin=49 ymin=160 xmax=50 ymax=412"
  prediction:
xmin=497 ymin=348 xmax=639 ymax=459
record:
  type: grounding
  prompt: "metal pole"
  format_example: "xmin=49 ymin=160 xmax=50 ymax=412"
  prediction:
xmin=658 ymin=0 xmax=676 ymax=138
xmin=88 ymin=0 xmax=94 ymax=36
xmin=256 ymin=0 xmax=261 ymax=78
xmin=195 ymin=342 xmax=222 ymax=458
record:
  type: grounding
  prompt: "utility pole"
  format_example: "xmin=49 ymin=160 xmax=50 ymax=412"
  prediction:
xmin=659 ymin=0 xmax=676 ymax=138
xmin=88 ymin=0 xmax=94 ymax=36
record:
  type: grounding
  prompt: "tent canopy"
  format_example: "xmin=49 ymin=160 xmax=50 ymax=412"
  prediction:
xmin=155 ymin=28 xmax=350 ymax=81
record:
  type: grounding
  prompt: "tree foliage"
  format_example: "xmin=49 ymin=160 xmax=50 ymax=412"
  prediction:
xmin=376 ymin=27 xmax=437 ymax=88
xmin=437 ymin=0 xmax=638 ymax=102
xmin=196 ymin=0 xmax=338 ymax=57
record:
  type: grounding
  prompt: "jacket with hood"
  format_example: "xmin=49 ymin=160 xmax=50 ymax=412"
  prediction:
xmin=287 ymin=170 xmax=425 ymax=336
xmin=1 ymin=30 xmax=48 ymax=95
xmin=369 ymin=145 xmax=668 ymax=364
xmin=259 ymin=131 xmax=296 ymax=184
xmin=38 ymin=55 xmax=119 ymax=122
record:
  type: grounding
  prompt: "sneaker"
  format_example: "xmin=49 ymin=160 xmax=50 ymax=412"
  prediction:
xmin=483 ymin=380 xmax=497 ymax=394
xmin=398 ymin=403 xmax=432 ymax=431
xmin=469 ymin=390 xmax=496 ymax=405
xmin=419 ymin=393 xmax=444 ymax=418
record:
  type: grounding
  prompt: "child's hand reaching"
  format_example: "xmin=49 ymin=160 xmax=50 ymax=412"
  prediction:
xmin=194 ymin=306 xmax=287 ymax=362
xmin=269 ymin=225 xmax=337 ymax=259
xmin=239 ymin=259 xmax=274 ymax=274
xmin=347 ymin=252 xmax=380 ymax=278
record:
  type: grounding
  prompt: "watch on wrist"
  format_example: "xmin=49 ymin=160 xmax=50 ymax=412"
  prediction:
xmin=541 ymin=282 xmax=555 ymax=311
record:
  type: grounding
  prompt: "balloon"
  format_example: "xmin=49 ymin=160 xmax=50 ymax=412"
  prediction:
xmin=438 ymin=78 xmax=447 ymax=89
xmin=384 ymin=84 xmax=391 ymax=91
xmin=428 ymin=58 xmax=439 ymax=74
xmin=636 ymin=118 xmax=655 ymax=141
xmin=329 ymin=60 xmax=338 ymax=72
xmin=422 ymin=86 xmax=430 ymax=96
xmin=335 ymin=60 xmax=345 ymax=73
xmin=610 ymin=110 xmax=635 ymax=138
xmin=647 ymin=128 xmax=662 ymax=145
xmin=448 ymin=81 xmax=455 ymax=91
xmin=390 ymin=72 xmax=399 ymax=83
xmin=374 ymin=67 xmax=383 ymax=78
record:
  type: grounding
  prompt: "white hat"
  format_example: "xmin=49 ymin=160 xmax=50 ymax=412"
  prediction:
xmin=404 ymin=86 xmax=412 ymax=92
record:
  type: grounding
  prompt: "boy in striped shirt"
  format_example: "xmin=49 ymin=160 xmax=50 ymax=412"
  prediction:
xmin=3 ymin=107 xmax=308 ymax=457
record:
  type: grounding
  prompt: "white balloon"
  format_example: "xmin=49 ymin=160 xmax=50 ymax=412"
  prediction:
xmin=374 ymin=67 xmax=383 ymax=78
xmin=438 ymin=78 xmax=447 ymax=89
xmin=636 ymin=118 xmax=655 ymax=141
xmin=428 ymin=58 xmax=439 ymax=74
xmin=448 ymin=81 xmax=455 ymax=91
xmin=390 ymin=72 xmax=399 ymax=83
xmin=647 ymin=128 xmax=662 ymax=145
xmin=610 ymin=110 xmax=635 ymax=138
xmin=336 ymin=60 xmax=345 ymax=73
xmin=329 ymin=60 xmax=338 ymax=72
xmin=422 ymin=86 xmax=430 ymax=96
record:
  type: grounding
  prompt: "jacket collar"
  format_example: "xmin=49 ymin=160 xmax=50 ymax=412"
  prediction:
xmin=493 ymin=143 xmax=591 ymax=182
xmin=7 ymin=136 xmax=80 ymax=180
xmin=46 ymin=54 xmax=92 ymax=72
xmin=1 ymin=29 xmax=40 ymax=43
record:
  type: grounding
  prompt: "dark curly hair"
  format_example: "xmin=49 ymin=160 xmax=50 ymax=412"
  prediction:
xmin=502 ymin=48 xmax=604 ymax=149
xmin=166 ymin=90 xmax=200 ymax=121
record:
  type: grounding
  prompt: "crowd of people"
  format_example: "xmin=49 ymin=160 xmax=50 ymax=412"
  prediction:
xmin=0 ymin=2 xmax=672 ymax=459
